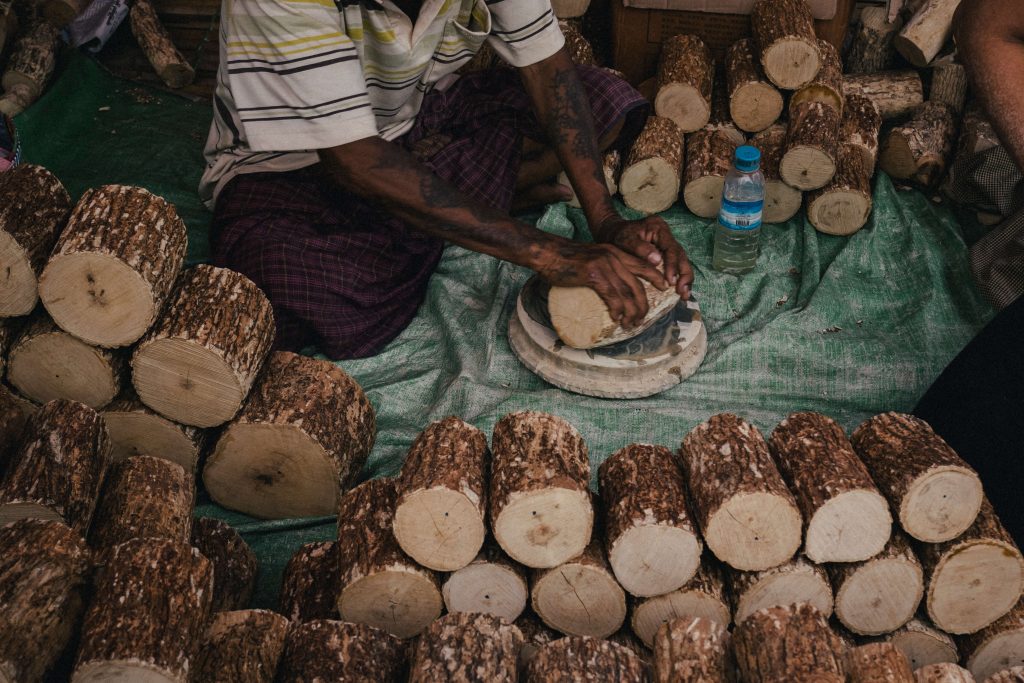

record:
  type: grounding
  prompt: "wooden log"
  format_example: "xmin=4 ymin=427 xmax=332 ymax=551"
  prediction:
xmin=489 ymin=411 xmax=593 ymax=569
xmin=781 ymin=101 xmax=841 ymax=190
xmin=204 ymin=350 xmax=374 ymax=518
xmin=851 ymin=412 xmax=983 ymax=543
xmin=727 ymin=554 xmax=833 ymax=625
xmin=550 ymin=0 xmax=589 ymax=19
xmin=131 ymin=264 xmax=275 ymax=428
xmin=842 ymin=93 xmax=883 ymax=176
xmin=683 ymin=129 xmax=739 ymax=219
xmin=750 ymin=124 xmax=802 ymax=223
xmin=0 ymin=83 xmax=34 ymax=118
xmin=678 ymin=413 xmax=802 ymax=571
xmin=750 ymin=0 xmax=822 ymax=90
xmin=0 ymin=398 xmax=109 ymax=535
xmin=847 ymin=6 xmax=903 ymax=74
xmin=893 ymin=0 xmax=962 ymax=67
xmin=790 ymin=39 xmax=844 ymax=115
xmin=879 ymin=101 xmax=957 ymax=187
xmin=191 ymin=517 xmax=258 ymax=613
xmin=725 ymin=38 xmax=783 ymax=133
xmin=930 ymin=62 xmax=967 ymax=115
xmin=409 ymin=611 xmax=524 ymax=682
xmin=276 ymin=619 xmax=407 ymax=682
xmin=829 ymin=531 xmax=925 ymax=636
xmin=806 ymin=142 xmax=875 ymax=235
xmin=0 ymin=383 xmax=32 ymax=472
xmin=597 ymin=443 xmax=701 ymax=597
xmin=987 ymin=668 xmax=1024 ymax=683
xmin=914 ymin=663 xmax=977 ymax=683
xmin=129 ymin=0 xmax=195 ymax=88
xmin=526 ymin=636 xmax=648 ymax=683
xmin=607 ymin=628 xmax=652 ymax=665
xmin=630 ymin=558 xmax=730 ymax=648
xmin=517 ymin=611 xmax=563 ymax=669
xmin=705 ymin=86 xmax=746 ymax=145
xmin=887 ymin=617 xmax=960 ymax=670
xmin=769 ymin=412 xmax=890 ymax=562
xmin=651 ymin=616 xmax=731 ymax=683
xmin=919 ymin=499 xmax=1024 ymax=635
xmin=1 ymin=19 xmax=60 ymax=101
xmin=192 ymin=609 xmax=288 ymax=683
xmin=960 ymin=599 xmax=1024 ymax=682
xmin=0 ymin=164 xmax=70 ymax=316
xmin=733 ymin=603 xmax=846 ymax=683
xmin=73 ymin=538 xmax=213 ymax=683
xmin=847 ymin=642 xmax=915 ymax=683
xmin=558 ymin=19 xmax=596 ymax=67
xmin=654 ymin=34 xmax=713 ymax=133
xmin=843 ymin=71 xmax=926 ymax=121
xmin=102 ymin=387 xmax=207 ymax=473
xmin=278 ymin=540 xmax=339 ymax=622
xmin=336 ymin=478 xmax=442 ymax=638
xmin=41 ymin=0 xmax=90 ymax=28
xmin=943 ymin=104 xmax=1001 ymax=194
xmin=0 ymin=519 xmax=91 ymax=683
xmin=620 ymin=115 xmax=684 ymax=215
xmin=442 ymin=542 xmax=529 ymax=623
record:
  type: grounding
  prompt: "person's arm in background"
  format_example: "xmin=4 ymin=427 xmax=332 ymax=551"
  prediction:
xmin=954 ymin=0 xmax=1024 ymax=170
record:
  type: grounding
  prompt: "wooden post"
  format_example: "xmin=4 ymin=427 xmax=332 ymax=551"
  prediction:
xmin=879 ymin=102 xmax=958 ymax=188
xmin=806 ymin=143 xmax=875 ymax=236
xmin=790 ymin=39 xmax=844 ymax=115
xmin=442 ymin=542 xmax=529 ymax=623
xmin=846 ymin=6 xmax=903 ymax=74
xmin=960 ymin=599 xmax=1024 ymax=682
xmin=630 ymin=558 xmax=731 ymax=647
xmin=279 ymin=540 xmax=340 ymax=622
xmin=102 ymin=387 xmax=207 ymax=473
xmin=129 ymin=0 xmax=195 ymax=88
xmin=733 ymin=603 xmax=846 ymax=683
xmin=843 ymin=71 xmax=925 ymax=120
xmin=489 ymin=411 xmax=593 ymax=569
xmin=192 ymin=610 xmax=288 ymax=683
xmin=654 ymin=34 xmax=713 ymax=133
xmin=887 ymin=617 xmax=960 ymax=671
xmin=619 ymin=115 xmax=684 ymax=215
xmin=846 ymin=643 xmax=915 ymax=683
xmin=191 ymin=517 xmax=258 ymax=613
xmin=653 ymin=616 xmax=732 ymax=683
xmin=930 ymin=62 xmax=968 ymax=115
xmin=1 ymin=20 xmax=60 ymax=102
xmin=727 ymin=554 xmax=833 ymax=625
xmin=914 ymin=663 xmax=977 ymax=682
xmin=409 ymin=612 xmax=524 ymax=682
xmin=751 ymin=124 xmax=802 ymax=223
xmin=725 ymin=38 xmax=783 ymax=133
xmin=276 ymin=620 xmax=407 ymax=682
xmin=894 ymin=0 xmax=962 ymax=67
xmin=842 ymin=93 xmax=883 ymax=176
xmin=526 ymin=637 xmax=648 ymax=682
xmin=678 ymin=413 xmax=802 ymax=571
xmin=750 ymin=0 xmax=822 ymax=90
xmin=683 ymin=129 xmax=739 ymax=219
xmin=781 ymin=101 xmax=841 ymax=191
xmin=203 ymin=351 xmax=374 ymax=518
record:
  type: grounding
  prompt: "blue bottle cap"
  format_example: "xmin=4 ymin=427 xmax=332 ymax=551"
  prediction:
xmin=735 ymin=145 xmax=760 ymax=172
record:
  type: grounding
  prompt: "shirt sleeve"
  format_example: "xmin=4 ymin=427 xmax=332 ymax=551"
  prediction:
xmin=486 ymin=0 xmax=565 ymax=68
xmin=223 ymin=0 xmax=379 ymax=151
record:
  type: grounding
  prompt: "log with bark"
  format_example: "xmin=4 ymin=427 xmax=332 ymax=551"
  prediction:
xmin=0 ymin=398 xmax=109 ymax=535
xmin=781 ymin=101 xmax=841 ymax=190
xmin=988 ymin=669 xmax=1024 ymax=683
xmin=517 ymin=611 xmax=563 ymax=669
xmin=279 ymin=541 xmax=339 ymax=622
xmin=960 ymin=599 xmax=1024 ymax=682
xmin=607 ymin=629 xmax=651 ymax=665
xmin=129 ymin=0 xmax=195 ymax=88
xmin=442 ymin=542 xmax=529 ymax=623
xmin=276 ymin=620 xmax=407 ymax=682
xmin=131 ymin=264 xmax=275 ymax=428
xmin=654 ymin=34 xmax=713 ymax=133
xmin=102 ymin=387 xmax=207 ymax=473
xmin=489 ymin=411 xmax=593 ymax=569
xmin=678 ymin=413 xmax=802 ymax=571
xmin=733 ymin=603 xmax=847 ymax=683
xmin=41 ymin=0 xmax=90 ymax=28
xmin=683 ymin=129 xmax=739 ymax=219
xmin=619 ymin=115 xmax=684 ymax=215
xmin=558 ymin=19 xmax=596 ymax=66
xmin=0 ymin=83 xmax=34 ymax=118
xmin=1 ymin=19 xmax=60 ymax=102
xmin=751 ymin=124 xmax=802 ymax=223
xmin=725 ymin=38 xmax=783 ymax=133
xmin=943 ymin=104 xmax=1001 ymax=195
xmin=409 ymin=612 xmax=524 ymax=682
xmin=336 ymin=478 xmax=442 ymax=638
xmin=705 ymin=86 xmax=745 ymax=145
xmin=0 ymin=383 xmax=32 ymax=471
xmin=806 ymin=143 xmax=875 ymax=235
xmin=7 ymin=309 xmax=127 ymax=409
xmin=204 ymin=350 xmax=374 ymax=518
xmin=727 ymin=554 xmax=833 ymax=625
xmin=750 ymin=0 xmax=822 ymax=90
xmin=73 ymin=538 xmax=213 ymax=682
xmin=39 ymin=185 xmax=188 ymax=348
xmin=846 ymin=642 xmax=915 ymax=683
xmin=630 ymin=558 xmax=731 ymax=648
xmin=851 ymin=412 xmax=983 ymax=543
xmin=843 ymin=71 xmax=926 ymax=120
xmin=526 ymin=636 xmax=648 ymax=683
xmin=0 ymin=519 xmax=91 ymax=683
xmin=192 ymin=609 xmax=288 ymax=683
xmin=879 ymin=101 xmax=958 ymax=188
xmin=829 ymin=530 xmax=925 ymax=636
xmin=190 ymin=517 xmax=258 ymax=613
xmin=887 ymin=617 xmax=960 ymax=670
xmin=842 ymin=93 xmax=883 ymax=176
xmin=597 ymin=443 xmax=700 ymax=597
xmin=914 ymin=663 xmax=977 ymax=682
xmin=652 ymin=615 xmax=732 ymax=683
xmin=0 ymin=164 xmax=70 ymax=317
xmin=893 ymin=0 xmax=962 ymax=67
xmin=790 ymin=39 xmax=844 ymax=115
xmin=930 ymin=62 xmax=967 ymax=115
xmin=846 ymin=6 xmax=903 ymax=74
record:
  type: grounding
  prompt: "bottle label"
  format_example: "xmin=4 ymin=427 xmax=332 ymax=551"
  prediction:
xmin=719 ymin=197 xmax=763 ymax=231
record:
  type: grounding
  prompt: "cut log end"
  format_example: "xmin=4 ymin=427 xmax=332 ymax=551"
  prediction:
xmin=835 ymin=558 xmax=924 ymax=635
xmin=780 ymin=146 xmax=837 ymax=191
xmin=8 ymin=329 xmax=122 ymax=409
xmin=532 ymin=568 xmax=627 ymax=638
xmin=620 ymin=158 xmax=681 ymax=215
xmin=705 ymin=491 xmax=802 ymax=571
xmin=683 ymin=176 xmax=725 ymax=219
xmin=807 ymin=189 xmax=873 ymax=236
xmin=762 ymin=40 xmax=821 ymax=90
xmin=730 ymin=83 xmax=784 ymax=133
xmin=655 ymin=85 xmax=711 ymax=133
xmin=547 ymin=277 xmax=679 ymax=350
xmin=913 ymin=663 xmax=977 ymax=682
xmin=901 ymin=466 xmax=983 ymax=542
xmin=631 ymin=589 xmax=731 ymax=648
xmin=72 ymin=660 xmax=184 ymax=683
xmin=393 ymin=487 xmax=487 ymax=572
xmin=733 ymin=563 xmax=834 ymax=625
xmin=889 ymin=620 xmax=959 ymax=670
xmin=929 ymin=541 xmax=1024 ymax=635
xmin=338 ymin=570 xmax=443 ymax=639
xmin=102 ymin=411 xmax=201 ymax=472
xmin=0 ymin=231 xmax=38 ymax=316
xmin=609 ymin=525 xmax=700 ymax=598
xmin=493 ymin=488 xmax=592 ymax=569
xmin=764 ymin=180 xmax=802 ymax=223
xmin=442 ymin=559 xmax=528 ymax=623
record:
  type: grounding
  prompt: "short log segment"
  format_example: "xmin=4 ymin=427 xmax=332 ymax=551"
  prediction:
xmin=39 ymin=185 xmax=188 ymax=348
xmin=0 ymin=384 xmax=32 ymax=470
xmin=73 ymin=538 xmax=213 ymax=683
xmin=847 ymin=642 xmax=915 ymax=683
xmin=489 ymin=411 xmax=593 ymax=569
xmin=750 ymin=0 xmax=821 ymax=90
xmin=987 ymin=668 xmax=1024 ymax=683
xmin=888 ymin=617 xmax=960 ymax=670
xmin=409 ymin=612 xmax=524 ymax=683
xmin=726 ymin=38 xmax=783 ymax=133
xmin=192 ymin=609 xmax=288 ymax=683
xmin=960 ymin=600 xmax=1024 ymax=682
xmin=829 ymin=531 xmax=925 ymax=636
xmin=102 ymin=387 xmax=206 ymax=473
xmin=930 ymin=62 xmax=968 ymax=115
xmin=526 ymin=637 xmax=648 ymax=683
xmin=630 ymin=558 xmax=731 ymax=647
xmin=517 ymin=611 xmax=563 ymax=668
xmin=131 ymin=265 xmax=274 ymax=428
xmin=790 ymin=39 xmax=844 ymax=115
xmin=598 ymin=443 xmax=700 ymax=597
xmin=914 ymin=663 xmax=977 ymax=683
xmin=442 ymin=542 xmax=529 ymax=622
xmin=89 ymin=455 xmax=194 ymax=550
xmin=1 ymin=20 xmax=60 ymax=100
xmin=704 ymin=87 xmax=745 ymax=145
xmin=654 ymin=34 xmax=713 ymax=133
xmin=751 ymin=124 xmax=802 ymax=223
xmin=781 ymin=101 xmax=841 ymax=190
xmin=843 ymin=71 xmax=926 ymax=122
xmin=733 ymin=603 xmax=846 ymax=683
xmin=336 ymin=478 xmax=442 ymax=639
xmin=851 ymin=412 xmax=983 ymax=543
xmin=620 ymin=115 xmax=684 ymax=215
xmin=0 ymin=519 xmax=91 ymax=683
xmin=0 ymin=399 xmax=109 ymax=536
xmin=807 ymin=143 xmax=875 ymax=235
xmin=129 ymin=0 xmax=195 ymax=88
xmin=558 ymin=20 xmax=596 ymax=66
xmin=683 ymin=129 xmax=739 ymax=218
xmin=0 ymin=164 xmax=70 ymax=316
xmin=678 ymin=413 xmax=802 ymax=571
xmin=41 ymin=0 xmax=91 ymax=28
xmin=879 ymin=102 xmax=958 ymax=188
xmin=394 ymin=416 xmax=487 ymax=571
xmin=204 ymin=350 xmax=374 ymax=518
xmin=190 ymin=517 xmax=258 ymax=613
xmin=727 ymin=554 xmax=834 ymax=625
xmin=279 ymin=541 xmax=339 ymax=622
xmin=276 ymin=620 xmax=406 ymax=683
xmin=653 ymin=616 xmax=732 ymax=683
xmin=769 ymin=412 xmax=890 ymax=562
xmin=842 ymin=93 xmax=883 ymax=176
xmin=893 ymin=0 xmax=962 ymax=67
xmin=847 ymin=6 xmax=903 ymax=74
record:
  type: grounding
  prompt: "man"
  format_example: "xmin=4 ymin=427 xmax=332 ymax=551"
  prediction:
xmin=200 ymin=0 xmax=693 ymax=358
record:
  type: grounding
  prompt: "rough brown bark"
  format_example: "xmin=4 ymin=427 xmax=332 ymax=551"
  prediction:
xmin=851 ymin=412 xmax=983 ymax=543
xmin=930 ymin=62 xmax=968 ymax=115
xmin=751 ymin=124 xmax=802 ymax=223
xmin=630 ymin=558 xmax=730 ymax=647
xmin=620 ymin=115 xmax=684 ymax=215
xmin=725 ymin=38 xmax=782 ymax=133
xmin=893 ymin=0 xmax=962 ymax=67
xmin=1 ymin=19 xmax=59 ymax=99
xmin=943 ymin=104 xmax=1002 ymax=195
xmin=705 ymin=87 xmax=745 ymax=145
xmin=73 ymin=538 xmax=213 ymax=682
xmin=727 ymin=554 xmax=834 ymax=625
xmin=190 ymin=517 xmax=258 ymax=613
xmin=913 ymin=663 xmax=977 ymax=682
xmin=987 ymin=668 xmax=1024 ymax=683
xmin=489 ymin=411 xmax=593 ymax=569
xmin=960 ymin=599 xmax=1024 ymax=682
xmin=887 ymin=617 xmax=960 ymax=670
xmin=678 ymin=413 xmax=801 ymax=571
xmin=0 ymin=164 xmax=70 ymax=316
xmin=517 ymin=610 xmax=563 ymax=669
xmin=879 ymin=101 xmax=958 ymax=187
xmin=0 ymin=519 xmax=91 ymax=683
xmin=192 ymin=609 xmax=288 ymax=683
xmin=276 ymin=619 xmax=407 ymax=683
xmin=0 ymin=398 xmax=110 ymax=536
xmin=41 ymin=0 xmax=90 ymax=27
xmin=733 ymin=603 xmax=846 ymax=683
xmin=442 ymin=541 xmax=529 ymax=623
xmin=652 ymin=616 xmax=732 ymax=683
xmin=842 ymin=93 xmax=883 ymax=176
xmin=846 ymin=642 xmax=915 ymax=683
xmin=279 ymin=540 xmax=339 ymax=622
xmin=807 ymin=142 xmax=875 ymax=235
xmin=790 ymin=39 xmax=844 ymax=114
xmin=0 ymin=316 xmax=22 ymax=369
xmin=683 ymin=129 xmax=739 ymax=219
xmin=102 ymin=386 xmax=207 ymax=473
xmin=526 ymin=636 xmax=648 ymax=682
xmin=847 ymin=6 xmax=903 ymax=74
xmin=781 ymin=100 xmax=841 ymax=190
xmin=409 ymin=612 xmax=524 ymax=683
xmin=843 ymin=71 xmax=925 ymax=120
xmin=129 ymin=0 xmax=195 ymax=88
xmin=203 ymin=350 xmax=374 ymax=518
xmin=558 ymin=19 xmax=596 ymax=66
xmin=751 ymin=0 xmax=822 ymax=90
xmin=655 ymin=34 xmax=713 ymax=133
xmin=0 ymin=383 xmax=32 ymax=473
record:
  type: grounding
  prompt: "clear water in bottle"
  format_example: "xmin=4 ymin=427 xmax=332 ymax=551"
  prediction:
xmin=713 ymin=145 xmax=765 ymax=274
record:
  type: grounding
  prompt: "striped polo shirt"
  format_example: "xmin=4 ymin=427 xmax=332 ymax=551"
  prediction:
xmin=199 ymin=0 xmax=565 ymax=205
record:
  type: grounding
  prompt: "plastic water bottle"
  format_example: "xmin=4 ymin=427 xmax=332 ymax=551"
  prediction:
xmin=713 ymin=145 xmax=765 ymax=274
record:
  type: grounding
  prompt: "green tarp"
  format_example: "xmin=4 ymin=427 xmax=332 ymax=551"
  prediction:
xmin=16 ymin=53 xmax=993 ymax=609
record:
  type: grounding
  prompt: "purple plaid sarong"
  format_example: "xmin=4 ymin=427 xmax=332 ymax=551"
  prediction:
xmin=212 ymin=65 xmax=647 ymax=359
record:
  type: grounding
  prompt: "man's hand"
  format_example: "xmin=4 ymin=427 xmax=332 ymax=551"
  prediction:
xmin=593 ymin=214 xmax=694 ymax=299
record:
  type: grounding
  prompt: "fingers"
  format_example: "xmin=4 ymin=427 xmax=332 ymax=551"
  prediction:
xmin=612 ymin=245 xmax=668 ymax=291
xmin=608 ymin=255 xmax=649 ymax=326
xmin=652 ymin=228 xmax=694 ymax=298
